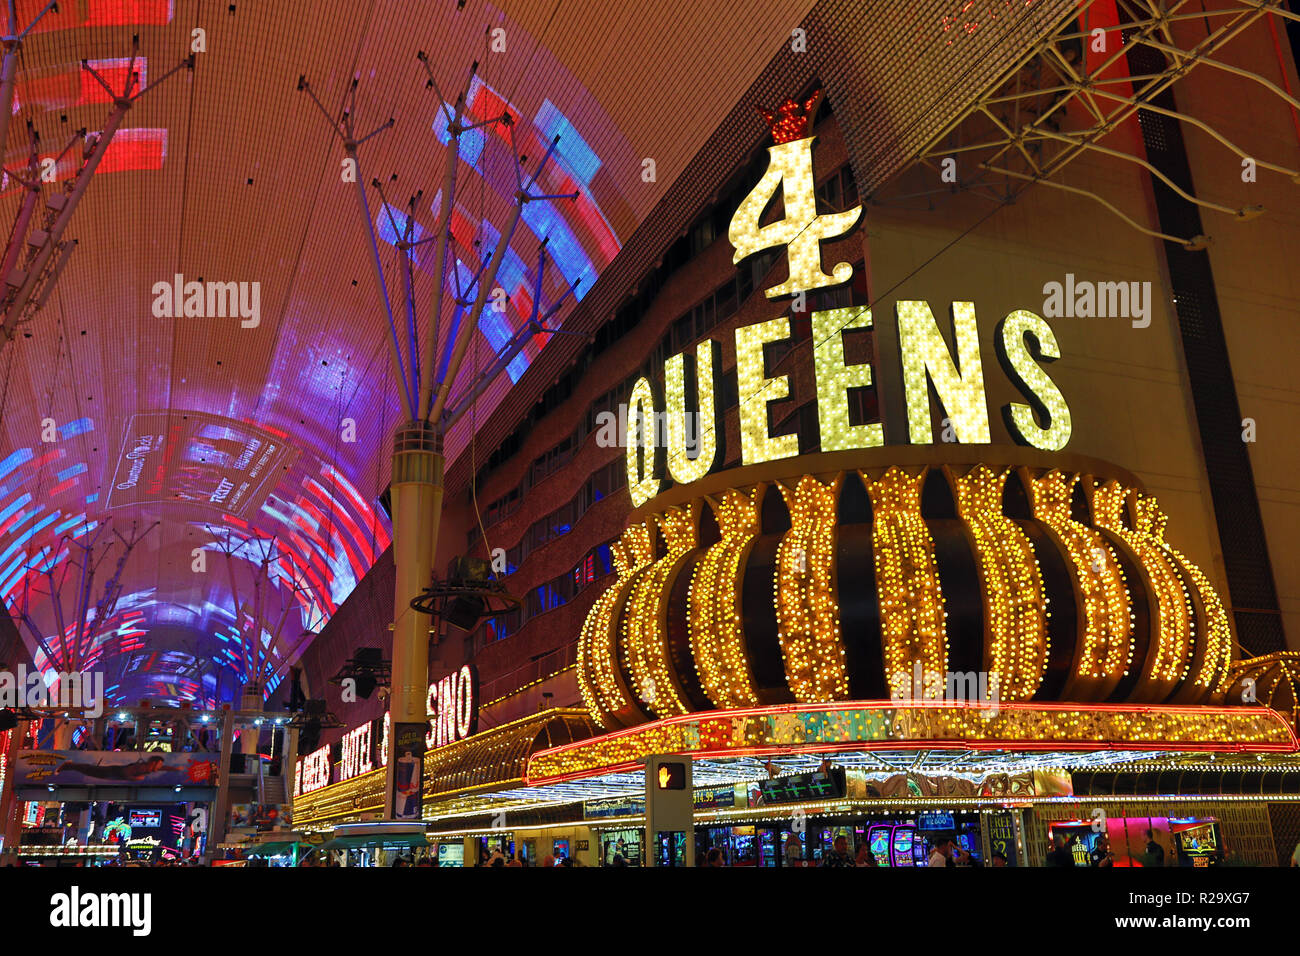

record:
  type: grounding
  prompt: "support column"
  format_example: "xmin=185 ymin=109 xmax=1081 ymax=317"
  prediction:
xmin=240 ymin=684 xmax=262 ymax=758
xmin=51 ymin=716 xmax=72 ymax=750
xmin=384 ymin=420 xmax=442 ymax=822
xmin=134 ymin=705 xmax=148 ymax=751
xmin=205 ymin=708 xmax=237 ymax=862
xmin=0 ymin=723 xmax=21 ymax=861
xmin=645 ymin=755 xmax=694 ymax=868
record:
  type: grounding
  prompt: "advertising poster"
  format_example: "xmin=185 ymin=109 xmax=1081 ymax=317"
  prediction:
xmin=390 ymin=722 xmax=426 ymax=821
xmin=987 ymin=810 xmax=1019 ymax=866
xmin=13 ymin=750 xmax=219 ymax=788
xmin=106 ymin=410 xmax=299 ymax=517
xmin=129 ymin=809 xmax=163 ymax=828
xmin=437 ymin=843 xmax=464 ymax=867
xmin=251 ymin=804 xmax=291 ymax=831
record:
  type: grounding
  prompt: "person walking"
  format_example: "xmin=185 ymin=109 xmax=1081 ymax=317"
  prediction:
xmin=1046 ymin=834 xmax=1076 ymax=867
xmin=1144 ymin=829 xmax=1165 ymax=867
xmin=821 ymin=834 xmax=854 ymax=867
xmin=928 ymin=837 xmax=952 ymax=868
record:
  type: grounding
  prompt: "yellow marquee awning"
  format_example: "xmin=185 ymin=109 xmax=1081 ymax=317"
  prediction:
xmin=292 ymin=708 xmax=598 ymax=826
xmin=427 ymin=708 xmax=597 ymax=799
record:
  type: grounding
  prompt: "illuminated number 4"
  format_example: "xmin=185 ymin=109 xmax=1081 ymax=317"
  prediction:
xmin=729 ymin=91 xmax=862 ymax=299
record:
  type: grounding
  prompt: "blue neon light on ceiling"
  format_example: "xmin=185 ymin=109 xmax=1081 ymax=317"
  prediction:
xmin=0 ymin=448 xmax=33 ymax=483
xmin=432 ymin=108 xmax=485 ymax=170
xmin=376 ymin=203 xmax=426 ymax=247
xmin=534 ymin=100 xmax=600 ymax=186
xmin=521 ymin=201 xmax=594 ymax=300
xmin=58 ymin=417 xmax=94 ymax=439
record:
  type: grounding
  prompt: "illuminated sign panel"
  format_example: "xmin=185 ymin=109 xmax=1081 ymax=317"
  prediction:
xmin=295 ymin=744 xmax=332 ymax=796
xmin=338 ymin=720 xmax=376 ymax=783
xmin=426 ymin=664 xmax=478 ymax=750
xmin=624 ymin=94 xmax=1073 ymax=507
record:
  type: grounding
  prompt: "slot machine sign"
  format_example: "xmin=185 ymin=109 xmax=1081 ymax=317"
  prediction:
xmin=757 ymin=767 xmax=847 ymax=805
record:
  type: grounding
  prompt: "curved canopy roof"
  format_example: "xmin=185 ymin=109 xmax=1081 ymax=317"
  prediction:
xmin=0 ymin=0 xmax=814 ymax=704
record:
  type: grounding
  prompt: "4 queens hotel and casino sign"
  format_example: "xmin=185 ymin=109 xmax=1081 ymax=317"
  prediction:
xmin=294 ymin=665 xmax=477 ymax=796
xmin=555 ymin=89 xmax=1298 ymax=757
xmin=622 ymin=90 xmax=1071 ymax=512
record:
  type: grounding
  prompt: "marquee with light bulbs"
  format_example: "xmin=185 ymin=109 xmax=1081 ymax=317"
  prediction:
xmin=556 ymin=90 xmax=1298 ymax=781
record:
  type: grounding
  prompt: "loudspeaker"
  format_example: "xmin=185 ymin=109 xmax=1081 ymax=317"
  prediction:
xmin=451 ymin=556 xmax=492 ymax=584
xmin=297 ymin=718 xmax=322 ymax=754
xmin=444 ymin=594 xmax=485 ymax=631
xmin=287 ymin=668 xmax=307 ymax=712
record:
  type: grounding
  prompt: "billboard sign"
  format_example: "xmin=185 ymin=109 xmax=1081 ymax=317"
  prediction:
xmin=106 ymin=410 xmax=298 ymax=516
xmin=12 ymin=751 xmax=218 ymax=788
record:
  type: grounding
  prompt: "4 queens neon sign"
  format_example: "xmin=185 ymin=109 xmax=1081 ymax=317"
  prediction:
xmin=624 ymin=92 xmax=1073 ymax=508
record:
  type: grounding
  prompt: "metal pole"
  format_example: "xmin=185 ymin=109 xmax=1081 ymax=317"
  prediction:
xmin=382 ymin=422 xmax=441 ymax=821
xmin=2 ymin=104 xmax=128 ymax=335
xmin=205 ymin=708 xmax=237 ymax=862
xmin=419 ymin=102 xmax=462 ymax=418
xmin=0 ymin=723 xmax=21 ymax=862
xmin=0 ymin=163 xmax=41 ymax=281
xmin=346 ymin=140 xmax=416 ymax=419
xmin=428 ymin=199 xmax=523 ymax=422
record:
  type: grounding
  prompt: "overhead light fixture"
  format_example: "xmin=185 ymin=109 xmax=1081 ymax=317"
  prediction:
xmin=329 ymin=648 xmax=391 ymax=700
xmin=409 ymin=557 xmax=519 ymax=634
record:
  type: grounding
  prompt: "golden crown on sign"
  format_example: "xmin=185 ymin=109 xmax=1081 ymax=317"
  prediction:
xmin=760 ymin=90 xmax=824 ymax=144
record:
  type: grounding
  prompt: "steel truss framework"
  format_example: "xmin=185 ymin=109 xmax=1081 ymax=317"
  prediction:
xmin=901 ymin=0 xmax=1299 ymax=248
xmin=9 ymin=518 xmax=157 ymax=678
xmin=297 ymin=58 xmax=584 ymax=436
xmin=0 ymin=6 xmax=193 ymax=342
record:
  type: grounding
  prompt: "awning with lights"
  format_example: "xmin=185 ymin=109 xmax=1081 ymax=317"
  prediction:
xmin=292 ymin=708 xmax=599 ymax=827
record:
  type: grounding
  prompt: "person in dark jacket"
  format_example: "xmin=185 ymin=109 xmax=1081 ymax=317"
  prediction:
xmin=1046 ymin=834 xmax=1076 ymax=867
xmin=821 ymin=835 xmax=854 ymax=867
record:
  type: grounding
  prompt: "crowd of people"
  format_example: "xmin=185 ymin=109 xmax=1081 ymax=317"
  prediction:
xmin=694 ymin=833 xmax=1007 ymax=867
